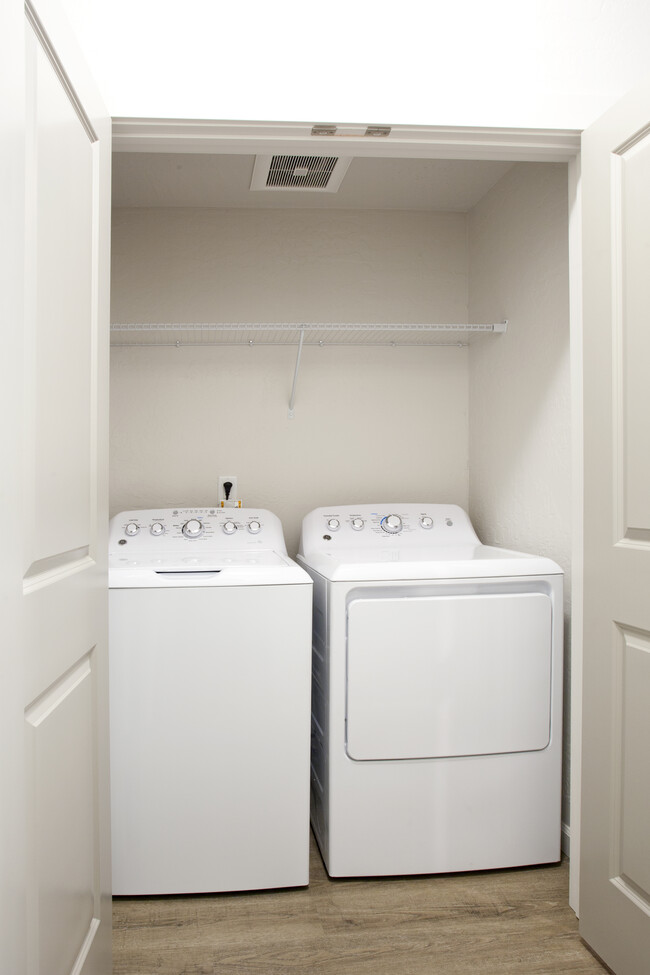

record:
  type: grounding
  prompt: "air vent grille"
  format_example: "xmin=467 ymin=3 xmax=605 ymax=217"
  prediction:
xmin=250 ymin=154 xmax=351 ymax=192
xmin=267 ymin=154 xmax=337 ymax=189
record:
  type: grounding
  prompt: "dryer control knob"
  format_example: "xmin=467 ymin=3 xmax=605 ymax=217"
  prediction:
xmin=182 ymin=519 xmax=203 ymax=538
xmin=223 ymin=520 xmax=237 ymax=535
xmin=381 ymin=514 xmax=403 ymax=534
xmin=124 ymin=522 xmax=140 ymax=536
xmin=327 ymin=518 xmax=340 ymax=531
xmin=420 ymin=516 xmax=433 ymax=529
xmin=248 ymin=520 xmax=261 ymax=534
xmin=150 ymin=522 xmax=165 ymax=536
xmin=351 ymin=518 xmax=365 ymax=531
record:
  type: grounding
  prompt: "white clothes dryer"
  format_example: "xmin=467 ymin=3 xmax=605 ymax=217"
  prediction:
xmin=109 ymin=506 xmax=312 ymax=895
xmin=298 ymin=503 xmax=563 ymax=878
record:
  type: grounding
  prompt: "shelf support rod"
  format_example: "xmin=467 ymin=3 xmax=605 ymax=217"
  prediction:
xmin=288 ymin=327 xmax=306 ymax=419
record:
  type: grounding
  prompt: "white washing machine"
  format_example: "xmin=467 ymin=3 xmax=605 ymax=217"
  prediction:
xmin=109 ymin=506 xmax=312 ymax=895
xmin=297 ymin=503 xmax=563 ymax=878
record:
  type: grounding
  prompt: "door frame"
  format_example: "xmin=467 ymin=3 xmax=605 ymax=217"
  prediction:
xmin=112 ymin=117 xmax=580 ymax=161
xmin=111 ymin=117 xmax=584 ymax=912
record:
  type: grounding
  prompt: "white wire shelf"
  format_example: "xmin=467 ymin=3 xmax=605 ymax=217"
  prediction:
xmin=110 ymin=321 xmax=508 ymax=348
xmin=110 ymin=321 xmax=508 ymax=417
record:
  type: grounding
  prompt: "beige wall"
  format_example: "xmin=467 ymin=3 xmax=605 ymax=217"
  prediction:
xmin=467 ymin=162 xmax=572 ymax=836
xmin=110 ymin=207 xmax=469 ymax=325
xmin=110 ymin=207 xmax=471 ymax=554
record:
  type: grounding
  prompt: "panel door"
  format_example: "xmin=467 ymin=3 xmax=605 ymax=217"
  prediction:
xmin=580 ymin=79 xmax=650 ymax=973
xmin=21 ymin=2 xmax=111 ymax=973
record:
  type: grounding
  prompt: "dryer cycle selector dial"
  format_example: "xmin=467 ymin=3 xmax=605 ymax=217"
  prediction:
xmin=182 ymin=519 xmax=203 ymax=538
xmin=381 ymin=514 xmax=403 ymax=534
xmin=223 ymin=521 xmax=237 ymax=535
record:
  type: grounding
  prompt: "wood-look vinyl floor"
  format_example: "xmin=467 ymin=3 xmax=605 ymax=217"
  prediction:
xmin=112 ymin=833 xmax=607 ymax=975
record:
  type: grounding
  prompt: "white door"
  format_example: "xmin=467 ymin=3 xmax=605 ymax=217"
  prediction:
xmin=580 ymin=81 xmax=650 ymax=972
xmin=1 ymin=0 xmax=111 ymax=972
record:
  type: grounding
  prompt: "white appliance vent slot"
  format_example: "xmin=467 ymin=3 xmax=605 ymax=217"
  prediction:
xmin=251 ymin=154 xmax=351 ymax=193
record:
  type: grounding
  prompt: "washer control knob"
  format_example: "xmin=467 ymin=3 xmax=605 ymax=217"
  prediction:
xmin=223 ymin=520 xmax=237 ymax=535
xmin=420 ymin=516 xmax=433 ymax=529
xmin=381 ymin=514 xmax=403 ymax=534
xmin=182 ymin=519 xmax=203 ymax=538
xmin=351 ymin=518 xmax=365 ymax=531
xmin=150 ymin=522 xmax=165 ymax=536
xmin=124 ymin=522 xmax=140 ymax=536
xmin=248 ymin=520 xmax=261 ymax=534
xmin=327 ymin=518 xmax=340 ymax=531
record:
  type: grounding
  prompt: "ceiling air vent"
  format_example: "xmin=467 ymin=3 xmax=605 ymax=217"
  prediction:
xmin=250 ymin=154 xmax=351 ymax=193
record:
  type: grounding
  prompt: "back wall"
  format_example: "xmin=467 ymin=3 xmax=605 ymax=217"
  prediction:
xmin=110 ymin=206 xmax=471 ymax=554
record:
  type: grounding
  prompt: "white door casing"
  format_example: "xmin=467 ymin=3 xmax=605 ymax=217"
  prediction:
xmin=580 ymin=80 xmax=650 ymax=973
xmin=1 ymin=0 xmax=111 ymax=972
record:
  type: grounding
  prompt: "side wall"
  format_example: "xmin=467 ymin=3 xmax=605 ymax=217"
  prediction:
xmin=467 ymin=162 xmax=572 ymax=843
xmin=110 ymin=207 xmax=471 ymax=555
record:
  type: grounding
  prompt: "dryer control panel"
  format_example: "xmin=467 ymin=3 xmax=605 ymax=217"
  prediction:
xmin=299 ymin=503 xmax=480 ymax=554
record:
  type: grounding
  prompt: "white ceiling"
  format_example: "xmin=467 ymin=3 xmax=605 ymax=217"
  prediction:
xmin=64 ymin=0 xmax=650 ymax=130
xmin=112 ymin=153 xmax=516 ymax=212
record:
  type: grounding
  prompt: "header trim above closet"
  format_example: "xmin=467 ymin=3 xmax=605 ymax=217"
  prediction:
xmin=112 ymin=117 xmax=580 ymax=163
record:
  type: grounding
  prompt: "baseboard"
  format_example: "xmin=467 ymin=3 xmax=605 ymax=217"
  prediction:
xmin=561 ymin=821 xmax=571 ymax=858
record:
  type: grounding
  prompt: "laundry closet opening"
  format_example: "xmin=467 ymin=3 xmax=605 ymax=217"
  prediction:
xmin=108 ymin=131 xmax=574 ymax=863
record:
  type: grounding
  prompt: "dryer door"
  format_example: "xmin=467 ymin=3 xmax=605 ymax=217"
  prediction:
xmin=346 ymin=592 xmax=552 ymax=761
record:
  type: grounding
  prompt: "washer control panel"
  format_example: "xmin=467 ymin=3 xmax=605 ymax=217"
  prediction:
xmin=300 ymin=503 xmax=480 ymax=553
xmin=110 ymin=507 xmax=288 ymax=559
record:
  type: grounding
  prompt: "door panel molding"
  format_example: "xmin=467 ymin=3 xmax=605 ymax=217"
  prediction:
xmin=610 ymin=877 xmax=650 ymax=917
xmin=616 ymin=627 xmax=650 ymax=899
xmin=25 ymin=654 xmax=92 ymax=727
xmin=611 ymin=128 xmax=650 ymax=540
xmin=24 ymin=651 xmax=100 ymax=975
xmin=70 ymin=919 xmax=100 ymax=975
xmin=24 ymin=0 xmax=97 ymax=143
xmin=614 ymin=123 xmax=650 ymax=157
xmin=23 ymin=547 xmax=92 ymax=592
